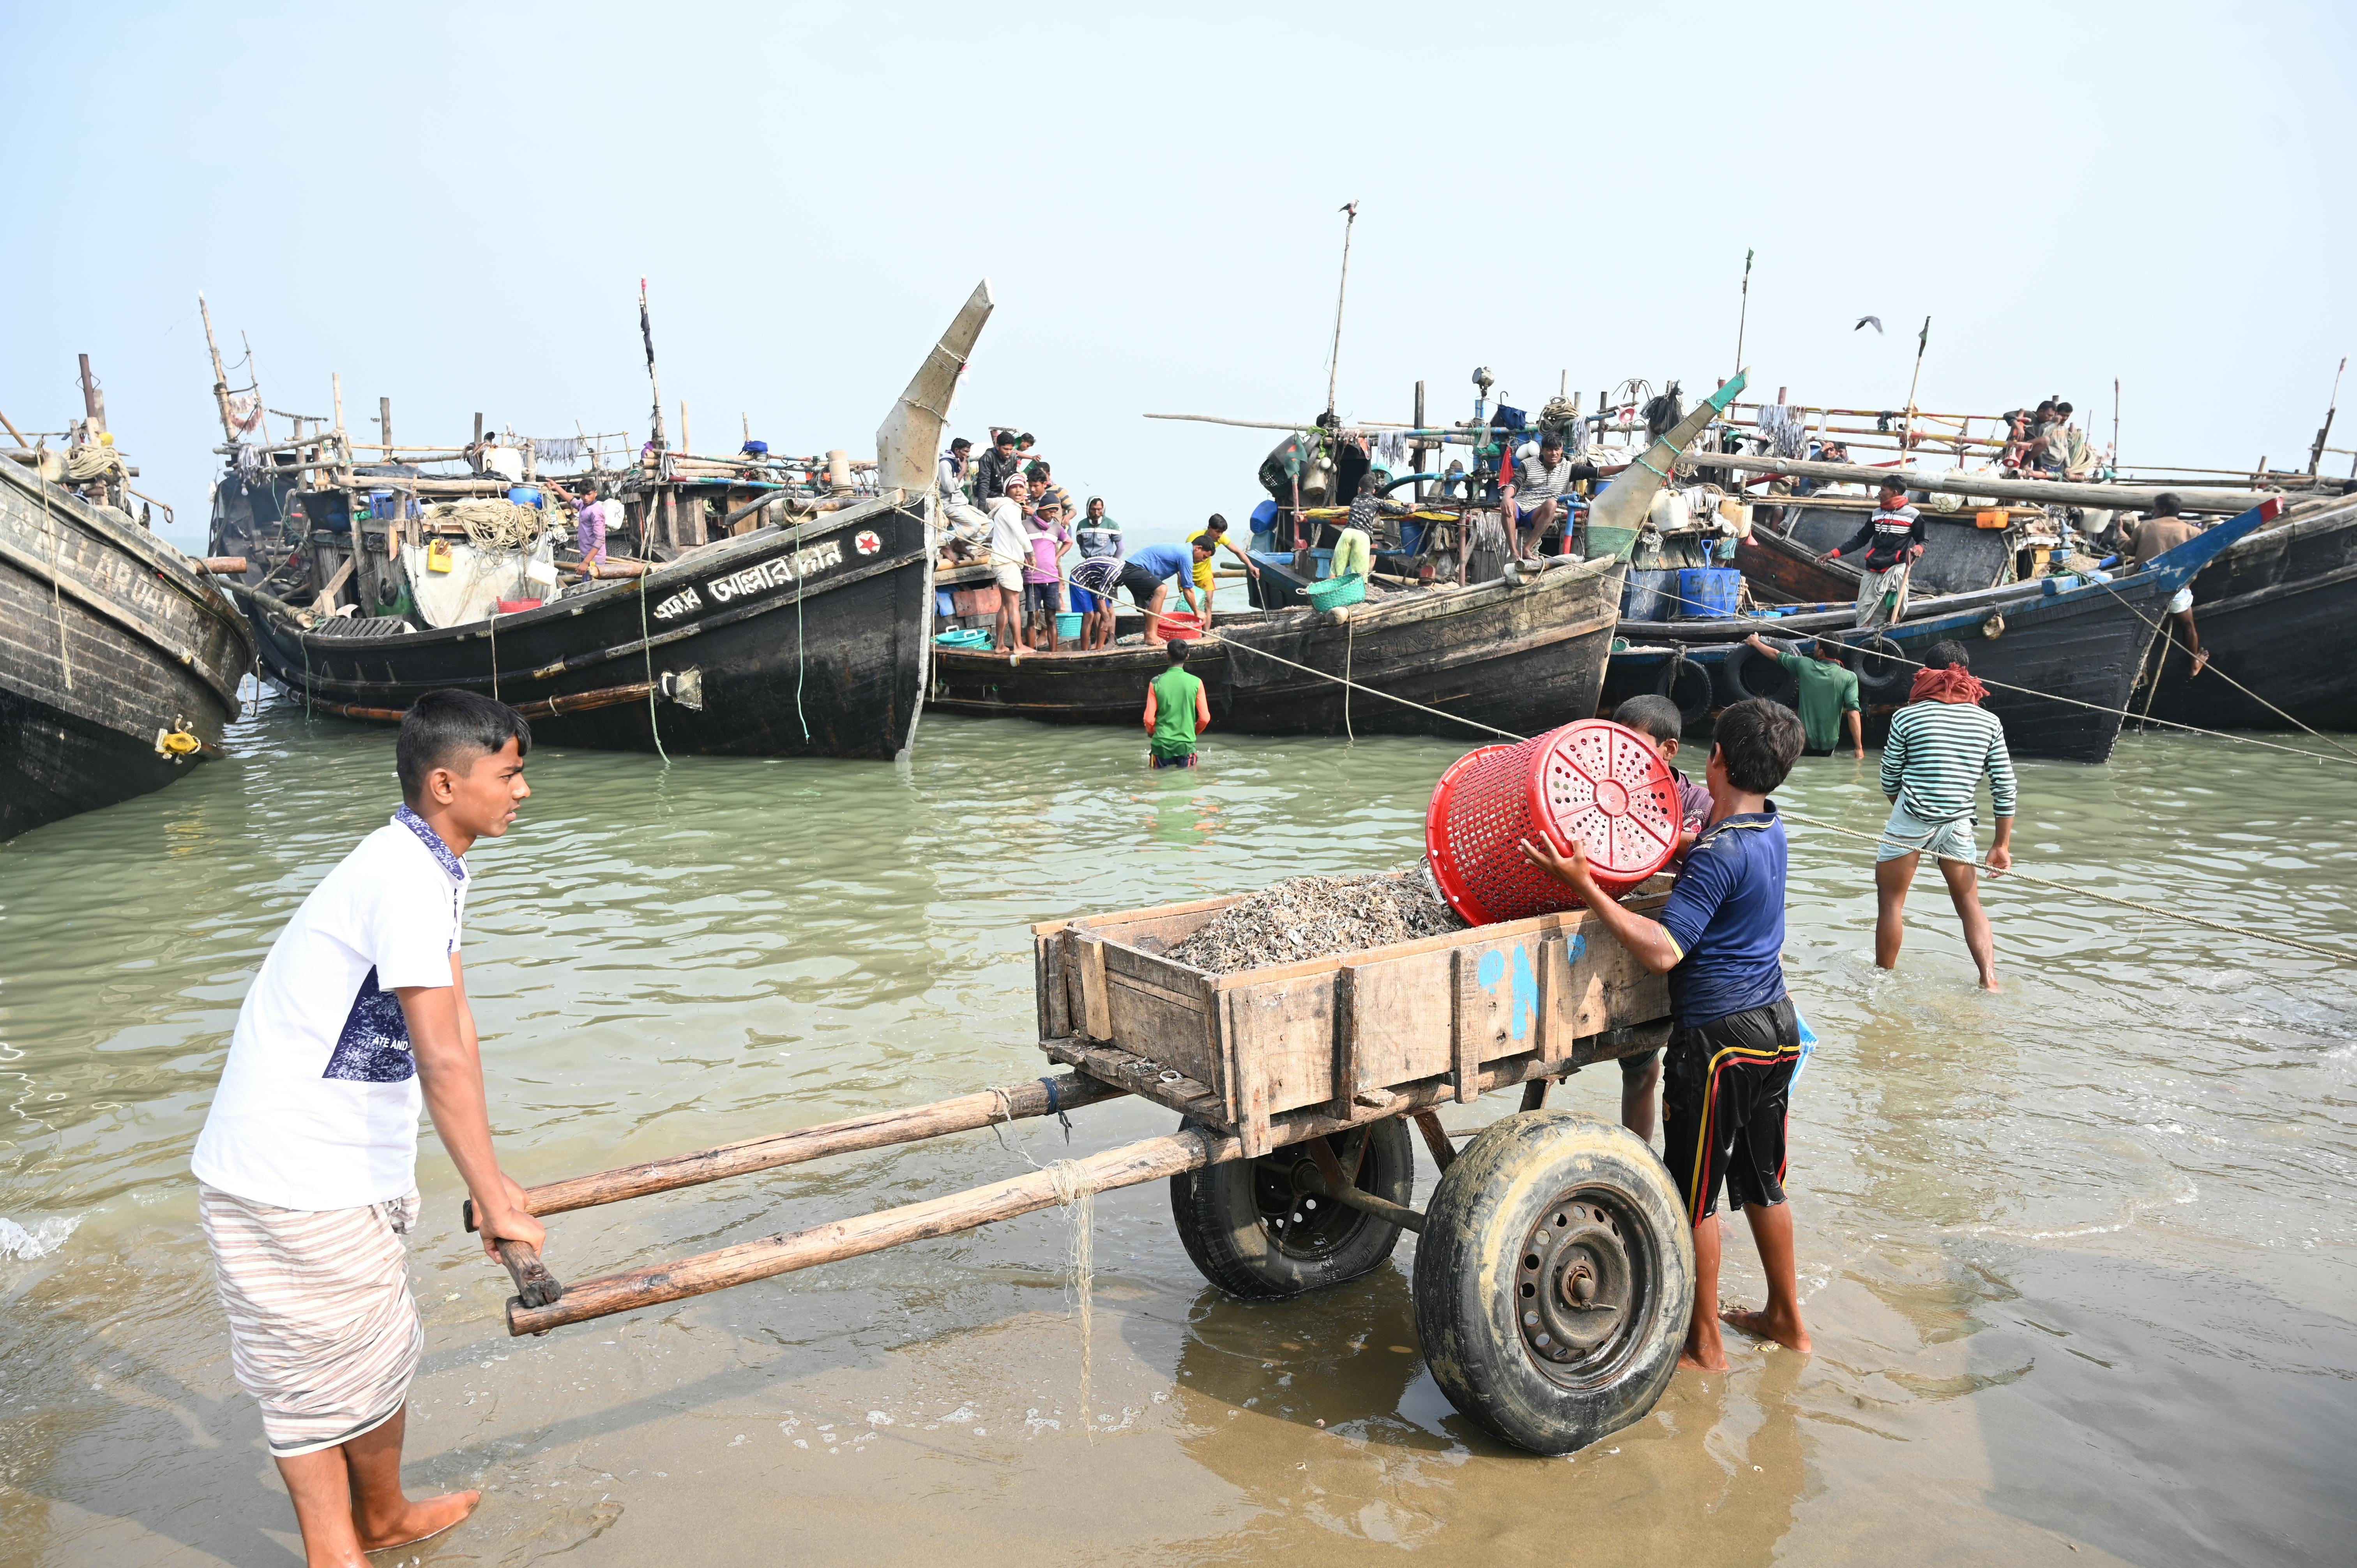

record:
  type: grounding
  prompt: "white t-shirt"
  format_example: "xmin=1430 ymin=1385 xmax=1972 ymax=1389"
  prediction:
xmin=191 ymin=809 xmax=470 ymax=1210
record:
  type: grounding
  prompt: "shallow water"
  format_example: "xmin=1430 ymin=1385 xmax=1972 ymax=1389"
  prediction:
xmin=3 ymin=691 xmax=2352 ymax=1566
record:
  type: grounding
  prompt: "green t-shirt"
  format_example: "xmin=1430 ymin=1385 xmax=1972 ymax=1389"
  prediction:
xmin=1150 ymin=667 xmax=1204 ymax=757
xmin=1778 ymin=650 xmax=1861 ymax=750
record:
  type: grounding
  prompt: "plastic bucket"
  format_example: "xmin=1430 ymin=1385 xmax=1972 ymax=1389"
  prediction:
xmin=1424 ymin=719 xmax=1680 ymax=925
xmin=1156 ymin=610 xmax=1206 ymax=637
xmin=1055 ymin=611 xmax=1084 ymax=639
xmin=495 ymin=598 xmax=543 ymax=615
xmin=1675 ymin=567 xmax=1741 ymax=617
xmin=509 ymin=486 xmax=542 ymax=508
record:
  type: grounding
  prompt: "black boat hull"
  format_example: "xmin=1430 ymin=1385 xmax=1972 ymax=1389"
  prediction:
xmin=930 ymin=557 xmax=1624 ymax=742
xmin=1 ymin=462 xmax=253 ymax=839
xmin=2140 ymin=500 xmax=2357 ymax=732
xmin=233 ymin=497 xmax=934 ymax=760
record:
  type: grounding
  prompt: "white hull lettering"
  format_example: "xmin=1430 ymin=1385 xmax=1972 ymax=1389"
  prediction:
xmin=651 ymin=586 xmax=703 ymax=622
xmin=707 ymin=540 xmax=845 ymax=606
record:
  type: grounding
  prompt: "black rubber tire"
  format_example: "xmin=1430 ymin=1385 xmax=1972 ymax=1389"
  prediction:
xmin=1170 ymin=1117 xmax=1417 ymax=1300
xmin=1652 ymin=652 xmax=1713 ymax=727
xmin=1728 ymin=639 xmax=1799 ymax=703
xmin=1412 ymin=1110 xmax=1693 ymax=1455
xmin=1852 ymin=633 xmax=1909 ymax=697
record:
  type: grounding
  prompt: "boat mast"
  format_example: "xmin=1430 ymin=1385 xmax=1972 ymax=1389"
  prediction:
xmin=1732 ymin=249 xmax=1754 ymax=380
xmin=200 ymin=293 xmax=240 ymax=447
xmin=2309 ymin=356 xmax=2345 ymax=476
xmin=1902 ymin=316 xmax=1929 ymax=456
xmin=1323 ymin=202 xmax=1358 ymax=421
xmin=640 ymin=278 xmax=667 ymax=454
xmin=77 ymin=354 xmax=107 ymax=438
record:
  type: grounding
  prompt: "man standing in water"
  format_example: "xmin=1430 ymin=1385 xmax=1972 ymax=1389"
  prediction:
xmin=1520 ymin=697 xmax=1812 ymax=1372
xmin=191 ymin=690 xmax=544 ymax=1566
xmin=1875 ymin=640 xmax=2016 ymax=991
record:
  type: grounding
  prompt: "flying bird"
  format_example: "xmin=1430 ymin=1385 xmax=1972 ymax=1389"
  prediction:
xmin=1854 ymin=315 xmax=1884 ymax=334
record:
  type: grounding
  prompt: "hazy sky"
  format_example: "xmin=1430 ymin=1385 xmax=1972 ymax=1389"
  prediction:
xmin=5 ymin=2 xmax=2350 ymax=554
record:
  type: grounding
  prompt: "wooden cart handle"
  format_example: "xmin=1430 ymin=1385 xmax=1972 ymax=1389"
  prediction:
xmin=493 ymin=1239 xmax=564 ymax=1308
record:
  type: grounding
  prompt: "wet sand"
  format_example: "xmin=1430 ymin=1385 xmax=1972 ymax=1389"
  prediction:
xmin=3 ymin=699 xmax=2352 ymax=1565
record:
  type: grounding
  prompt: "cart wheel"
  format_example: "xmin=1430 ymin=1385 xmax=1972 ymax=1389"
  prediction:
xmin=1169 ymin=1117 xmax=1416 ymax=1300
xmin=1412 ymin=1110 xmax=1692 ymax=1455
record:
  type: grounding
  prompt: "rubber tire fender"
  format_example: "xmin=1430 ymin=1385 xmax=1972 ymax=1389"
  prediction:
xmin=1728 ymin=638 xmax=1799 ymax=703
xmin=1169 ymin=1116 xmax=1416 ymax=1300
xmin=1652 ymin=650 xmax=1713 ymax=727
xmin=1852 ymin=633 xmax=1909 ymax=697
xmin=1412 ymin=1110 xmax=1693 ymax=1455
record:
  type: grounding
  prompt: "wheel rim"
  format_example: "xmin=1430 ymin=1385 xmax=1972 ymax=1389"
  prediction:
xmin=1253 ymin=1132 xmax=1377 ymax=1260
xmin=1516 ymin=1187 xmax=1659 ymax=1388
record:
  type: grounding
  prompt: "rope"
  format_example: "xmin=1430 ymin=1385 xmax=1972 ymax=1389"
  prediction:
xmin=1343 ymin=613 xmax=1355 ymax=742
xmin=1046 ymin=1159 xmax=1097 ymax=1439
xmin=2090 ymin=576 xmax=2357 ymax=759
xmin=638 ymin=572 xmax=669 ymax=763
xmin=794 ymin=528 xmax=810 ymax=742
xmin=1223 ymin=637 xmax=1523 ymax=740
xmin=488 ymin=610 xmax=499 ymax=701
xmin=1777 ymin=807 xmax=2357 ymax=966
xmin=1642 ymin=572 xmax=2357 ymax=768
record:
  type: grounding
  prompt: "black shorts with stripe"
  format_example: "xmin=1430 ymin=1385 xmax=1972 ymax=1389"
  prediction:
xmin=1663 ymin=997 xmax=1801 ymax=1225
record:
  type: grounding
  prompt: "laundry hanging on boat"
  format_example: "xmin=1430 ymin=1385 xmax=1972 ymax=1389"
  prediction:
xmin=532 ymin=436 xmax=582 ymax=466
xmin=1756 ymin=403 xmax=1809 ymax=459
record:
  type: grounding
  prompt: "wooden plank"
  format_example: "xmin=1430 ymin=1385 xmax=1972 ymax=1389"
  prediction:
xmin=1077 ymin=933 xmax=1111 ymax=1042
xmin=1341 ymin=946 xmax=1454 ymax=1090
xmin=1450 ymin=948 xmax=1480 ymax=1104
xmin=1329 ymin=964 xmax=1359 ymax=1119
xmin=1224 ymin=970 xmax=1339 ymax=1116
xmin=1411 ymin=1109 xmax=1456 ymax=1170
xmin=1041 ymin=1036 xmax=1223 ymax=1121
xmin=1034 ymin=921 xmax=1070 ymax=1041
xmin=1102 ymin=973 xmax=1219 ymax=1085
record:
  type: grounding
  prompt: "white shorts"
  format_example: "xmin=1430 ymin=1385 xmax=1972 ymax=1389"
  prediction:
xmin=2166 ymin=586 xmax=2194 ymax=615
xmin=992 ymin=565 xmax=1023 ymax=594
xmin=1875 ymin=802 xmax=1976 ymax=864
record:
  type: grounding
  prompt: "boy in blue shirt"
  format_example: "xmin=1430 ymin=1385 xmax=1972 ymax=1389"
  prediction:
xmin=1521 ymin=696 xmax=1810 ymax=1373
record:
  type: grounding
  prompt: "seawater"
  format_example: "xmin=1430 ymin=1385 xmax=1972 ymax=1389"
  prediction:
xmin=2 ymin=690 xmax=2352 ymax=1566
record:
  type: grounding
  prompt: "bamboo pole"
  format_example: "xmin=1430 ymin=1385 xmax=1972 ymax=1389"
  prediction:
xmin=1684 ymin=449 xmax=2278 ymax=514
xmin=464 ymin=1072 xmax=1128 ymax=1229
xmin=200 ymin=294 xmax=239 ymax=446
xmin=505 ymin=1023 xmax=1671 ymax=1335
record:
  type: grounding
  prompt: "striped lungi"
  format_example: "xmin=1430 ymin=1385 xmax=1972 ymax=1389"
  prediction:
xmin=198 ymin=1183 xmax=425 ymax=1457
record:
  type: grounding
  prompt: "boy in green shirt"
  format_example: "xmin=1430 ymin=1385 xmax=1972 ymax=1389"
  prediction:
xmin=1746 ymin=633 xmax=1862 ymax=757
xmin=1142 ymin=639 xmax=1210 ymax=769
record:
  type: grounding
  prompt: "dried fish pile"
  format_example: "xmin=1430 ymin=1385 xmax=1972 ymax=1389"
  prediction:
xmin=1166 ymin=864 xmax=1465 ymax=975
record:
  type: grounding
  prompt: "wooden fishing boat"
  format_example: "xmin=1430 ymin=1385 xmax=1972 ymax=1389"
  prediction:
xmin=928 ymin=375 xmax=1755 ymax=741
xmin=2136 ymin=489 xmax=2357 ymax=732
xmin=1 ymin=439 xmax=253 ymax=840
xmin=231 ymin=493 xmax=935 ymax=758
xmin=218 ymin=282 xmax=994 ymax=759
xmin=1602 ymin=500 xmax=2278 ymax=763
xmin=1734 ymin=498 xmax=2049 ymax=604
xmin=929 ymin=554 xmax=1625 ymax=739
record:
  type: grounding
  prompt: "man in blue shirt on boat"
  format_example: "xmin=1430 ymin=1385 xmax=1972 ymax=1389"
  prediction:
xmin=1117 ymin=539 xmax=1213 ymax=646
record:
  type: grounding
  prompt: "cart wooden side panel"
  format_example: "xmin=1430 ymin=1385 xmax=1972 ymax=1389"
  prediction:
xmin=1031 ymin=886 xmax=1673 ymax=1150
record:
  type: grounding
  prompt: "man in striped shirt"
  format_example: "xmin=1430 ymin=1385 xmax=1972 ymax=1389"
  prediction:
xmin=1875 ymin=641 xmax=2018 ymax=990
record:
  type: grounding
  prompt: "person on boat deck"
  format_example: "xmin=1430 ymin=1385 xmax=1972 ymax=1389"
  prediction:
xmin=1330 ymin=491 xmax=1374 ymax=583
xmin=1502 ymin=434 xmax=1597 ymax=560
xmin=571 ymin=488 xmax=608 ymax=573
xmin=1746 ymin=633 xmax=1863 ymax=757
xmin=1187 ymin=515 xmax=1259 ymax=626
xmin=1025 ymin=460 xmax=1074 ymax=523
xmin=2127 ymin=493 xmax=2209 ymax=677
xmin=1071 ymin=496 xmax=1123 ymax=652
xmin=1021 ymin=497 xmax=1070 ymax=653
xmin=975 ymin=430 xmax=1024 ymax=505
xmin=1142 ymin=638 xmax=1210 ymax=770
xmin=1118 ymin=539 xmax=1212 ymax=647
xmin=1875 ymin=640 xmax=2016 ymax=992
xmin=938 ymin=437 xmax=991 ymax=562
xmin=2036 ymin=402 xmax=2094 ymax=479
xmin=1822 ymin=480 xmax=1924 ymax=629
xmin=986 ymin=475 xmax=1032 ymax=654
xmin=1520 ymin=697 xmax=1814 ymax=1374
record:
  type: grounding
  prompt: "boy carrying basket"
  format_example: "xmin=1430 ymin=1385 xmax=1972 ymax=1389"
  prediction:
xmin=1521 ymin=696 xmax=1812 ymax=1372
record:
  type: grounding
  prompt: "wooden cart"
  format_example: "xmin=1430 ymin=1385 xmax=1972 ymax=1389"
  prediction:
xmin=477 ymin=889 xmax=1692 ymax=1456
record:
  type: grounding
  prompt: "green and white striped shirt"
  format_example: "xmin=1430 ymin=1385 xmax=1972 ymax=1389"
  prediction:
xmin=1880 ymin=701 xmax=2017 ymax=820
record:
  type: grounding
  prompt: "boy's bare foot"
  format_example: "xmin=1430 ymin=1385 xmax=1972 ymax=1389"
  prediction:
xmin=1680 ymin=1318 xmax=1730 ymax=1372
xmin=358 ymin=1489 xmax=481 ymax=1552
xmin=2190 ymin=649 xmax=2209 ymax=676
xmin=1722 ymin=1305 xmax=1812 ymax=1356
xmin=1677 ymin=1347 xmax=1730 ymax=1372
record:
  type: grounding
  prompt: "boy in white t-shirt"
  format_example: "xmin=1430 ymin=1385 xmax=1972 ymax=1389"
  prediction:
xmin=191 ymin=688 xmax=543 ymax=1564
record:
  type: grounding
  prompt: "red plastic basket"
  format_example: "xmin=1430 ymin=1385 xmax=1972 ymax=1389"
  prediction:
xmin=1424 ymin=720 xmax=1681 ymax=925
